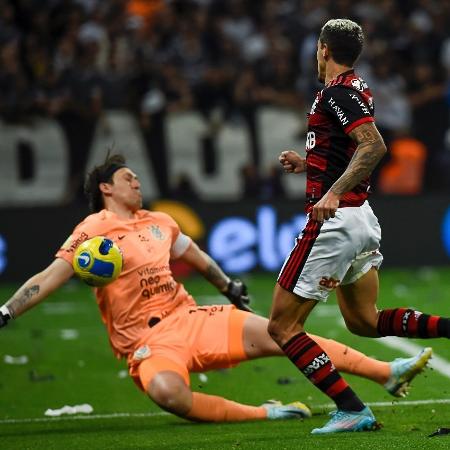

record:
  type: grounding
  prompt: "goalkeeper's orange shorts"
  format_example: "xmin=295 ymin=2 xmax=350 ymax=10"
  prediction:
xmin=128 ymin=305 xmax=250 ymax=392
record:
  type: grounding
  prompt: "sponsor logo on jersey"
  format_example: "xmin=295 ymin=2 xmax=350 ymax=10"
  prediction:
xmin=137 ymin=265 xmax=169 ymax=277
xmin=64 ymin=232 xmax=89 ymax=253
xmin=306 ymin=131 xmax=316 ymax=150
xmin=310 ymin=93 xmax=320 ymax=115
xmin=327 ymin=97 xmax=349 ymax=126
xmin=348 ymin=93 xmax=371 ymax=115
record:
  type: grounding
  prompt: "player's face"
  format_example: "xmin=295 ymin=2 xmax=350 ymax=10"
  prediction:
xmin=316 ymin=40 xmax=326 ymax=83
xmin=110 ymin=168 xmax=142 ymax=212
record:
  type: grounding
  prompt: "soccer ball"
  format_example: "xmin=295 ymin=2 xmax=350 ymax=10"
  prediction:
xmin=73 ymin=236 xmax=123 ymax=287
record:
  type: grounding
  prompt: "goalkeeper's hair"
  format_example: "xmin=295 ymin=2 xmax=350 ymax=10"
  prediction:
xmin=84 ymin=152 xmax=127 ymax=212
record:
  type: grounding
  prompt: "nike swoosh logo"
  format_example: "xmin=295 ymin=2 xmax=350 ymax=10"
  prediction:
xmin=118 ymin=235 xmax=126 ymax=240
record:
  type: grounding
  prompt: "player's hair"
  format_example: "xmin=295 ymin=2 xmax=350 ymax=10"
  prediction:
xmin=319 ymin=19 xmax=364 ymax=66
xmin=84 ymin=152 xmax=127 ymax=212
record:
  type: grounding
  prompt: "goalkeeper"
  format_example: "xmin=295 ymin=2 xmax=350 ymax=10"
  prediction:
xmin=0 ymin=154 xmax=431 ymax=423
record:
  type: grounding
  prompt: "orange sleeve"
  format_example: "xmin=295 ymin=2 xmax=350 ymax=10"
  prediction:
xmin=55 ymin=213 xmax=106 ymax=265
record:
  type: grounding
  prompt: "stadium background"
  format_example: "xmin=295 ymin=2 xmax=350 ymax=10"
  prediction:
xmin=1 ymin=2 xmax=450 ymax=448
xmin=0 ymin=0 xmax=450 ymax=280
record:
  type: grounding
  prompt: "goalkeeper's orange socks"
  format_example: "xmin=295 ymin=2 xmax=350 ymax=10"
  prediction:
xmin=186 ymin=392 xmax=267 ymax=422
xmin=311 ymin=334 xmax=391 ymax=385
xmin=282 ymin=332 xmax=365 ymax=412
xmin=377 ymin=308 xmax=450 ymax=338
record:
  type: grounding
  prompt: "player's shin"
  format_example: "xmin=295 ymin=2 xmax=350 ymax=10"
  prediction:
xmin=282 ymin=332 xmax=366 ymax=412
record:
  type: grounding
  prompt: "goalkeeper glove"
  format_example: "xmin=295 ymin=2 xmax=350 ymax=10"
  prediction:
xmin=222 ymin=279 xmax=253 ymax=312
xmin=0 ymin=305 xmax=11 ymax=328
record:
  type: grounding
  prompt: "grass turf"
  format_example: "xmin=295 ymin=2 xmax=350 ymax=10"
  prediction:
xmin=1 ymin=268 xmax=450 ymax=449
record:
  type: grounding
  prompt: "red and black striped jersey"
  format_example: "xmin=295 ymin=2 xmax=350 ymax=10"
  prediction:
xmin=305 ymin=69 xmax=375 ymax=212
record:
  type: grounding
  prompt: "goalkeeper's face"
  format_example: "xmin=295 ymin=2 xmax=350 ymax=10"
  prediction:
xmin=107 ymin=168 xmax=143 ymax=212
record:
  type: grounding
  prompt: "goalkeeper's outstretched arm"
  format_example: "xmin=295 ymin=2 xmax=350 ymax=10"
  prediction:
xmin=0 ymin=258 xmax=74 ymax=326
xmin=177 ymin=239 xmax=253 ymax=312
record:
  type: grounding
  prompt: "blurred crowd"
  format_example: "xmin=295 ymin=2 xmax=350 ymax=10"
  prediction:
xmin=1 ymin=0 xmax=450 ymax=198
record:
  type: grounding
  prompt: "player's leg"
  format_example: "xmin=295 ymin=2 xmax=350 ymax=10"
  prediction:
xmin=268 ymin=284 xmax=368 ymax=414
xmin=243 ymin=311 xmax=432 ymax=392
xmin=337 ymin=267 xmax=450 ymax=339
xmin=245 ymin=312 xmax=390 ymax=383
xmin=338 ymin=202 xmax=450 ymax=339
xmin=140 ymin=355 xmax=269 ymax=422
xmin=140 ymin=307 xmax=309 ymax=422
xmin=336 ymin=267 xmax=380 ymax=337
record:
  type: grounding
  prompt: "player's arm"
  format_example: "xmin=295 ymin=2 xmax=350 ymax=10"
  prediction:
xmin=0 ymin=258 xmax=74 ymax=326
xmin=177 ymin=238 xmax=252 ymax=312
xmin=312 ymin=122 xmax=387 ymax=222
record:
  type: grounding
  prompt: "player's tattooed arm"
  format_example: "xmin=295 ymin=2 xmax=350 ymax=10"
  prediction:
xmin=2 ymin=258 xmax=73 ymax=319
xmin=330 ymin=122 xmax=387 ymax=197
xmin=5 ymin=285 xmax=40 ymax=318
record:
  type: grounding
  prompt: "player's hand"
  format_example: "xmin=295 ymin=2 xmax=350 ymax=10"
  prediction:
xmin=312 ymin=190 xmax=340 ymax=222
xmin=0 ymin=307 xmax=11 ymax=328
xmin=223 ymin=279 xmax=254 ymax=312
xmin=279 ymin=150 xmax=306 ymax=174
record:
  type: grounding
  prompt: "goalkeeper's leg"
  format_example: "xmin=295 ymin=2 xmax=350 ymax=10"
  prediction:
xmin=142 ymin=359 xmax=309 ymax=422
xmin=139 ymin=355 xmax=268 ymax=421
xmin=146 ymin=368 xmax=277 ymax=422
xmin=243 ymin=314 xmax=392 ymax=384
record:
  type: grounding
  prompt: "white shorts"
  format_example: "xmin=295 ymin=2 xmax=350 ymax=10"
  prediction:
xmin=277 ymin=202 xmax=383 ymax=302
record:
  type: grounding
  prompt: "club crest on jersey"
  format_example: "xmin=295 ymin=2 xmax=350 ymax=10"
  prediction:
xmin=150 ymin=225 xmax=165 ymax=240
xmin=351 ymin=78 xmax=368 ymax=92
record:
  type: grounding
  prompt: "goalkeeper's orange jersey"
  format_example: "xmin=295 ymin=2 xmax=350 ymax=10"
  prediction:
xmin=56 ymin=209 xmax=196 ymax=358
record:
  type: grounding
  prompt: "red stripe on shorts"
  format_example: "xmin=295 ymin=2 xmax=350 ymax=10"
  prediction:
xmin=278 ymin=219 xmax=322 ymax=292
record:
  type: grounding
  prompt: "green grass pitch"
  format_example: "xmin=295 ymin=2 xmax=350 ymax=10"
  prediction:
xmin=1 ymin=268 xmax=450 ymax=449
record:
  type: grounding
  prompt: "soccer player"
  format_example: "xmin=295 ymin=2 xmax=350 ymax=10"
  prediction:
xmin=268 ymin=18 xmax=450 ymax=434
xmin=0 ymin=154 xmax=431 ymax=424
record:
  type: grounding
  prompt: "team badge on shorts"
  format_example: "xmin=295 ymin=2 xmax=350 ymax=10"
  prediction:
xmin=133 ymin=345 xmax=151 ymax=361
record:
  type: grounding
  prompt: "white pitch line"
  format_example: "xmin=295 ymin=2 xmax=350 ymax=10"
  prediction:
xmin=0 ymin=411 xmax=169 ymax=425
xmin=377 ymin=336 xmax=450 ymax=379
xmin=1 ymin=399 xmax=450 ymax=425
